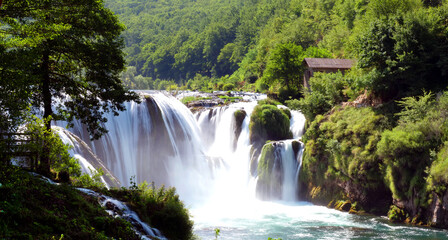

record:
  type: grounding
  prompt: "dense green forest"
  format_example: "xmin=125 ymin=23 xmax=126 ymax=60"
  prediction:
xmin=107 ymin=0 xmax=447 ymax=101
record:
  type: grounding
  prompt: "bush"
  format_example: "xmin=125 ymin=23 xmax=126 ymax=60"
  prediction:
xmin=108 ymin=181 xmax=194 ymax=240
xmin=377 ymin=91 xmax=443 ymax=202
xmin=388 ymin=205 xmax=407 ymax=223
xmin=249 ymin=103 xmax=292 ymax=146
xmin=377 ymin=129 xmax=428 ymax=200
xmin=24 ymin=116 xmax=81 ymax=177
xmin=222 ymin=83 xmax=235 ymax=91
xmin=428 ymin=142 xmax=448 ymax=195
xmin=286 ymin=71 xmax=347 ymax=121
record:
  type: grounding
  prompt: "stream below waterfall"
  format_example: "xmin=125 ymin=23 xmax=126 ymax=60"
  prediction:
xmin=58 ymin=91 xmax=448 ymax=240
xmin=192 ymin=200 xmax=448 ymax=239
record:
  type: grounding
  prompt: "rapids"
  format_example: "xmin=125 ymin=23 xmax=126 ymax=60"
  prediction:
xmin=60 ymin=92 xmax=448 ymax=239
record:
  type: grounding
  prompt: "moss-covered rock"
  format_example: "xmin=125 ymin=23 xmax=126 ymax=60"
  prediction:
xmin=256 ymin=142 xmax=282 ymax=200
xmin=281 ymin=108 xmax=291 ymax=119
xmin=388 ymin=205 xmax=407 ymax=223
xmin=232 ymin=109 xmax=247 ymax=151
xmin=249 ymin=102 xmax=292 ymax=148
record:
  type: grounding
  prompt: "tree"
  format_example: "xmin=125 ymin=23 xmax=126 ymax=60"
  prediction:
xmin=356 ymin=7 xmax=448 ymax=100
xmin=261 ymin=43 xmax=332 ymax=98
xmin=262 ymin=42 xmax=304 ymax=92
xmin=1 ymin=0 xmax=138 ymax=174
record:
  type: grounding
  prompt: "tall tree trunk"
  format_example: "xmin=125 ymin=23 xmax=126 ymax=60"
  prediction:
xmin=39 ymin=50 xmax=53 ymax=176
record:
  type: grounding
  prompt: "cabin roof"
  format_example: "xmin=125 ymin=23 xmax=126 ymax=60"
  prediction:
xmin=304 ymin=58 xmax=353 ymax=69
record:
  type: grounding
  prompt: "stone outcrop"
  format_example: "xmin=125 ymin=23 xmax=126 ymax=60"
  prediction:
xmin=426 ymin=191 xmax=448 ymax=228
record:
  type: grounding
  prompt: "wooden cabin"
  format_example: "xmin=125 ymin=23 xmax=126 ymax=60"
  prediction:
xmin=303 ymin=58 xmax=353 ymax=89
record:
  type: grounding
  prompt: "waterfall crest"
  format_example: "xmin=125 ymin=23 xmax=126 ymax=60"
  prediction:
xmin=63 ymin=92 xmax=306 ymax=204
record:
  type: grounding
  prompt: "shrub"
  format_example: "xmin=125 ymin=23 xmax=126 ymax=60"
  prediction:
xmin=108 ymin=181 xmax=194 ymax=240
xmin=388 ymin=205 xmax=407 ymax=223
xmin=377 ymin=91 xmax=444 ymax=202
xmin=249 ymin=103 xmax=292 ymax=146
xmin=287 ymin=71 xmax=347 ymax=121
xmin=24 ymin=116 xmax=80 ymax=177
xmin=222 ymin=83 xmax=235 ymax=91
xmin=428 ymin=142 xmax=448 ymax=195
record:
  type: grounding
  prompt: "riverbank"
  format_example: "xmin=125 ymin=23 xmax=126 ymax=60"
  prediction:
xmin=297 ymin=94 xmax=448 ymax=229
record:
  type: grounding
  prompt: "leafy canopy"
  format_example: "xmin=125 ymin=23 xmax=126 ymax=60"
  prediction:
xmin=0 ymin=0 xmax=139 ymax=139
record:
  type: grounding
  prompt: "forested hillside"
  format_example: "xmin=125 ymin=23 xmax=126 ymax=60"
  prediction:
xmin=105 ymin=0 xmax=357 ymax=91
xmin=106 ymin=0 xmax=447 ymax=101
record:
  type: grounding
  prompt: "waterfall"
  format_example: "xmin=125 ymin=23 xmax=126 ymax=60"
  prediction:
xmin=280 ymin=140 xmax=304 ymax=201
xmin=55 ymin=126 xmax=121 ymax=188
xmin=62 ymin=92 xmax=212 ymax=203
xmin=62 ymin=92 xmax=306 ymax=204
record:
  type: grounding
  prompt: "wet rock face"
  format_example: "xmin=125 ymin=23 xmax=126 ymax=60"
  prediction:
xmin=339 ymin=180 xmax=392 ymax=215
xmin=428 ymin=191 xmax=448 ymax=228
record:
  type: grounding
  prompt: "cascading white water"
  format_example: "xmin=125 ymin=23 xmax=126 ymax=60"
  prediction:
xmin=62 ymin=92 xmax=212 ymax=203
xmin=63 ymin=92 xmax=306 ymax=203
xmin=58 ymin=93 xmax=448 ymax=239
xmin=279 ymin=140 xmax=304 ymax=201
xmin=194 ymin=101 xmax=260 ymax=206
xmin=55 ymin=126 xmax=120 ymax=188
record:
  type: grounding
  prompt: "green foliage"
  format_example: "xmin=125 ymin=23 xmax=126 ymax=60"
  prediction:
xmin=105 ymin=0 xmax=285 ymax=81
xmin=259 ymin=43 xmax=332 ymax=100
xmin=262 ymin=42 xmax=305 ymax=92
xmin=108 ymin=181 xmax=194 ymax=240
xmin=102 ymin=0 xmax=448 ymax=102
xmin=428 ymin=142 xmax=448 ymax=194
xmin=0 ymin=166 xmax=138 ymax=239
xmin=180 ymin=96 xmax=212 ymax=105
xmin=23 ymin=116 xmax=80 ymax=177
xmin=395 ymin=91 xmax=435 ymax=123
xmin=249 ymin=102 xmax=292 ymax=146
xmin=72 ymin=168 xmax=106 ymax=190
xmin=120 ymin=66 xmax=152 ymax=89
xmin=0 ymin=47 xmax=35 ymax=135
xmin=222 ymin=83 xmax=235 ymax=91
xmin=377 ymin=91 xmax=448 ymax=202
xmin=214 ymin=228 xmax=220 ymax=240
xmin=287 ymin=71 xmax=348 ymax=121
xmin=354 ymin=6 xmax=448 ymax=100
xmin=1 ymin=0 xmax=139 ymax=140
xmin=301 ymin=106 xmax=389 ymax=211
xmin=388 ymin=205 xmax=407 ymax=223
